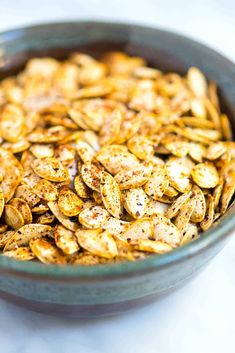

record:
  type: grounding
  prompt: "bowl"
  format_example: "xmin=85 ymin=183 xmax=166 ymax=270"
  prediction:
xmin=0 ymin=21 xmax=234 ymax=317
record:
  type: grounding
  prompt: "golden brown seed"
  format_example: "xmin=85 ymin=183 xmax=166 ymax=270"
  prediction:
xmin=3 ymin=247 xmax=35 ymax=261
xmin=54 ymin=224 xmax=79 ymax=255
xmin=174 ymin=198 xmax=196 ymax=233
xmin=220 ymin=171 xmax=235 ymax=214
xmin=144 ymin=165 xmax=169 ymax=200
xmin=120 ymin=218 xmax=153 ymax=241
xmin=123 ymin=188 xmax=148 ymax=219
xmin=127 ymin=135 xmax=154 ymax=160
xmin=9 ymin=198 xmax=32 ymax=224
xmin=48 ymin=201 xmax=79 ymax=231
xmin=58 ymin=188 xmax=83 ymax=217
xmin=190 ymin=185 xmax=206 ymax=222
xmin=200 ymin=195 xmax=215 ymax=231
xmin=114 ymin=161 xmax=152 ymax=190
xmin=33 ymin=179 xmax=58 ymax=201
xmin=3 ymin=205 xmax=24 ymax=230
xmin=0 ymin=187 xmax=5 ymax=218
xmin=81 ymin=163 xmax=103 ymax=192
xmin=79 ymin=206 xmax=109 ymax=228
xmin=75 ymin=228 xmax=118 ymax=259
xmin=74 ymin=174 xmax=91 ymax=198
xmin=165 ymin=191 xmax=192 ymax=219
xmin=30 ymin=238 xmax=66 ymax=265
xmin=131 ymin=239 xmax=172 ymax=254
xmin=32 ymin=157 xmax=69 ymax=182
xmin=0 ymin=104 xmax=25 ymax=142
xmin=166 ymin=157 xmax=193 ymax=193
xmin=100 ymin=172 xmax=122 ymax=218
xmin=4 ymin=224 xmax=53 ymax=251
xmin=187 ymin=67 xmax=207 ymax=98
xmin=192 ymin=163 xmax=219 ymax=188
xmin=96 ymin=148 xmax=139 ymax=175
xmin=152 ymin=215 xmax=181 ymax=247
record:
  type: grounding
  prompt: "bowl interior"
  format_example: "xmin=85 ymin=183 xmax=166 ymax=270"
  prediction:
xmin=0 ymin=21 xmax=235 ymax=278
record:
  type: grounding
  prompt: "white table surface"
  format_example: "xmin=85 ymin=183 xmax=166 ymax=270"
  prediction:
xmin=0 ymin=1 xmax=235 ymax=352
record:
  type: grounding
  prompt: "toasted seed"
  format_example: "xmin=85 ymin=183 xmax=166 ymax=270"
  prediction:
xmin=99 ymin=109 xmax=122 ymax=146
xmin=9 ymin=198 xmax=32 ymax=224
xmin=27 ymin=126 xmax=69 ymax=143
xmin=48 ymin=201 xmax=79 ymax=231
xmin=200 ymin=195 xmax=215 ymax=231
xmin=97 ymin=149 xmax=139 ymax=175
xmin=81 ymin=163 xmax=103 ymax=191
xmin=32 ymin=179 xmax=58 ymax=202
xmin=123 ymin=187 xmax=148 ymax=219
xmin=31 ymin=203 xmax=49 ymax=214
xmin=115 ymin=161 xmax=152 ymax=190
xmin=174 ymin=198 xmax=196 ymax=233
xmin=166 ymin=157 xmax=193 ymax=193
xmin=15 ymin=184 xmax=40 ymax=208
xmin=164 ymin=185 xmax=179 ymax=197
xmin=0 ymin=104 xmax=25 ymax=142
xmin=32 ymin=157 xmax=69 ymax=182
xmin=54 ymin=144 xmax=76 ymax=165
xmin=144 ymin=165 xmax=169 ymax=199
xmin=115 ymin=114 xmax=142 ymax=144
xmin=221 ymin=114 xmax=233 ymax=141
xmin=145 ymin=199 xmax=169 ymax=216
xmin=127 ymin=135 xmax=154 ymax=160
xmin=192 ymin=163 xmax=219 ymax=188
xmin=3 ymin=205 xmax=24 ymax=230
xmin=75 ymin=229 xmax=118 ymax=258
xmin=166 ymin=191 xmax=192 ymax=219
xmin=162 ymin=135 xmax=189 ymax=158
xmin=191 ymin=98 xmax=207 ymax=118
xmin=54 ymin=224 xmax=79 ymax=255
xmin=131 ymin=239 xmax=172 ymax=254
xmin=100 ymin=172 xmax=122 ymax=218
xmin=4 ymin=224 xmax=53 ymax=251
xmin=180 ymin=224 xmax=199 ymax=245
xmin=74 ymin=174 xmax=91 ymax=198
xmin=0 ymin=231 xmax=15 ymax=248
xmin=190 ymin=185 xmax=206 ymax=222
xmin=221 ymin=171 xmax=235 ymax=214
xmin=0 ymin=187 xmax=4 ymax=218
xmin=188 ymin=142 xmax=206 ymax=163
xmin=30 ymin=144 xmax=54 ymax=158
xmin=102 ymin=217 xmax=130 ymax=236
xmin=3 ymin=247 xmax=35 ymax=261
xmin=58 ymin=188 xmax=83 ymax=217
xmin=187 ymin=67 xmax=207 ymax=98
xmin=205 ymin=142 xmax=227 ymax=160
xmin=152 ymin=214 xmax=181 ymax=246
xmin=0 ymin=148 xmax=23 ymax=202
xmin=30 ymin=238 xmax=66 ymax=265
xmin=120 ymin=218 xmax=153 ymax=241
xmin=2 ymin=139 xmax=31 ymax=154
xmin=213 ymin=180 xmax=224 ymax=209
xmin=0 ymin=224 xmax=8 ymax=233
xmin=36 ymin=212 xmax=55 ymax=224
xmin=204 ymin=98 xmax=221 ymax=131
xmin=79 ymin=206 xmax=109 ymax=228
xmin=76 ymin=139 xmax=96 ymax=163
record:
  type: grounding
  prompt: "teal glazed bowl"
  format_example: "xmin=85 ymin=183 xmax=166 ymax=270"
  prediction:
xmin=0 ymin=21 xmax=235 ymax=317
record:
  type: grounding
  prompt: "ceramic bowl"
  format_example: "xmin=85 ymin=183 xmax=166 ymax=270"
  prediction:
xmin=0 ymin=21 xmax=234 ymax=317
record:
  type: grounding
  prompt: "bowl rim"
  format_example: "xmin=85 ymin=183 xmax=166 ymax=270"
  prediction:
xmin=0 ymin=20 xmax=234 ymax=280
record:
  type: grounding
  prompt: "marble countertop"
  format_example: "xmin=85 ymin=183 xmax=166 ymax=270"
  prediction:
xmin=0 ymin=1 xmax=235 ymax=352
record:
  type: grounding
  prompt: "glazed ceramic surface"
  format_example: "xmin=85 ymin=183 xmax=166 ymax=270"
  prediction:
xmin=0 ymin=22 xmax=234 ymax=317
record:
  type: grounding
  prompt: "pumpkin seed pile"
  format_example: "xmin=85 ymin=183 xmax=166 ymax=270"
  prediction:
xmin=0 ymin=52 xmax=234 ymax=265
